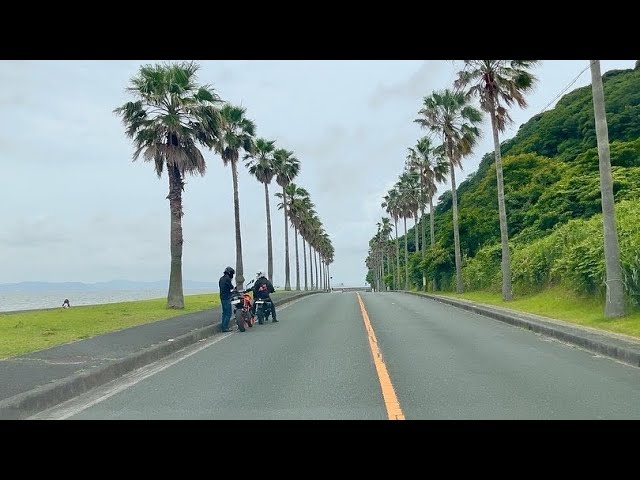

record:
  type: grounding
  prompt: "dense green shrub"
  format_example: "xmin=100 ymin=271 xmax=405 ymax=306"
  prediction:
xmin=464 ymin=200 xmax=640 ymax=305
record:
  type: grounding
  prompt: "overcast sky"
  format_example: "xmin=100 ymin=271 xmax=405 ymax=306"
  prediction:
xmin=1 ymin=60 xmax=635 ymax=287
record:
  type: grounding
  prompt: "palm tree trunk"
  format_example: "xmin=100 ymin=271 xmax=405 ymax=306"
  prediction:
xmin=395 ymin=218 xmax=400 ymax=290
xmin=421 ymin=206 xmax=427 ymax=291
xmin=167 ymin=165 xmax=185 ymax=309
xmin=414 ymin=212 xmax=420 ymax=255
xmin=325 ymin=260 xmax=328 ymax=290
xmin=327 ymin=262 xmax=330 ymax=290
xmin=264 ymin=182 xmax=274 ymax=283
xmin=429 ymin=196 xmax=437 ymax=291
xmin=303 ymin=236 xmax=308 ymax=291
xmin=309 ymin=245 xmax=315 ymax=289
xmin=382 ymin=249 xmax=386 ymax=291
xmin=315 ymin=249 xmax=319 ymax=289
xmin=282 ymin=187 xmax=291 ymax=290
xmin=489 ymin=96 xmax=513 ymax=301
xmin=381 ymin=260 xmax=384 ymax=291
xmin=403 ymin=216 xmax=409 ymax=289
xmin=294 ymin=226 xmax=301 ymax=290
xmin=590 ymin=60 xmax=625 ymax=318
xmin=429 ymin=197 xmax=435 ymax=248
xmin=231 ymin=160 xmax=245 ymax=290
xmin=450 ymin=157 xmax=463 ymax=294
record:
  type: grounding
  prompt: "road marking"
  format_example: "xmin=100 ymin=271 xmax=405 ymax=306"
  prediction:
xmin=29 ymin=298 xmax=304 ymax=420
xmin=356 ymin=293 xmax=405 ymax=420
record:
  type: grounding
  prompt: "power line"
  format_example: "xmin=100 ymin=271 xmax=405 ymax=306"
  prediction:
xmin=538 ymin=60 xmax=596 ymax=114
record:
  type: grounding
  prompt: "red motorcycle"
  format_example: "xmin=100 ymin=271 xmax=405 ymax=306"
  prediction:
xmin=230 ymin=280 xmax=255 ymax=332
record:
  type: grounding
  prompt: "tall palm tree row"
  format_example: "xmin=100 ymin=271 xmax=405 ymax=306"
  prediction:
xmin=397 ymin=170 xmax=421 ymax=288
xmin=117 ymin=61 xmax=334 ymax=306
xmin=382 ymin=187 xmax=402 ymax=290
xmin=276 ymin=183 xmax=310 ymax=291
xmin=378 ymin=217 xmax=393 ymax=290
xmin=406 ymin=137 xmax=449 ymax=291
xmin=272 ymin=149 xmax=300 ymax=291
xmin=415 ymin=89 xmax=482 ymax=293
xmin=274 ymin=182 xmax=335 ymax=292
xmin=366 ymin=219 xmax=395 ymax=291
xmin=369 ymin=59 xmax=628 ymax=317
xmin=297 ymin=201 xmax=317 ymax=291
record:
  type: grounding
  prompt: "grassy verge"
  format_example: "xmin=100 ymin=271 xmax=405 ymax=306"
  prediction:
xmin=422 ymin=286 xmax=640 ymax=339
xmin=0 ymin=294 xmax=219 ymax=359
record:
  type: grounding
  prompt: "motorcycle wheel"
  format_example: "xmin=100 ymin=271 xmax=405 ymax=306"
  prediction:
xmin=257 ymin=308 xmax=264 ymax=325
xmin=236 ymin=309 xmax=246 ymax=332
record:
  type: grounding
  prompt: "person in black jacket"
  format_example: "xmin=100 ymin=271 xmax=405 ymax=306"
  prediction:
xmin=252 ymin=271 xmax=277 ymax=322
xmin=219 ymin=266 xmax=236 ymax=332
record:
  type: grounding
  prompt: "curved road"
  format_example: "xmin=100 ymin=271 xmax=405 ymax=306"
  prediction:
xmin=34 ymin=292 xmax=640 ymax=419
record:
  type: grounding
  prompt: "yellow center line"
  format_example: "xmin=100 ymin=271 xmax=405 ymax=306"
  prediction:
xmin=356 ymin=292 xmax=405 ymax=420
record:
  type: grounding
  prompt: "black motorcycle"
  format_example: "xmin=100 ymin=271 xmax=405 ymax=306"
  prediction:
xmin=253 ymin=297 xmax=274 ymax=325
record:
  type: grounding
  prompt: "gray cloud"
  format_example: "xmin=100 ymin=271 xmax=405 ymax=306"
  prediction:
xmin=0 ymin=217 xmax=71 ymax=248
xmin=368 ymin=60 xmax=453 ymax=109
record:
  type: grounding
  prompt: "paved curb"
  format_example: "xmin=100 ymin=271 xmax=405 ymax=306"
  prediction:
xmin=0 ymin=291 xmax=320 ymax=420
xmin=400 ymin=291 xmax=640 ymax=369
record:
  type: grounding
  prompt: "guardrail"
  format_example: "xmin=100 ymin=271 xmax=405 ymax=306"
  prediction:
xmin=334 ymin=287 xmax=372 ymax=293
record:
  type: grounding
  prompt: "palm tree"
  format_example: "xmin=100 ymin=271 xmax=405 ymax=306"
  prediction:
xmin=307 ymin=215 xmax=322 ymax=290
xmin=245 ymin=138 xmax=277 ymax=282
xmin=590 ymin=60 xmax=625 ymax=318
xmin=325 ymin=244 xmax=335 ymax=290
xmin=114 ymin=61 xmax=222 ymax=309
xmin=382 ymin=187 xmax=402 ymax=290
xmin=276 ymin=183 xmax=310 ymax=291
xmin=299 ymin=203 xmax=317 ymax=291
xmin=397 ymin=172 xmax=417 ymax=289
xmin=455 ymin=60 xmax=539 ymax=301
xmin=378 ymin=217 xmax=393 ymax=290
xmin=212 ymin=104 xmax=256 ymax=290
xmin=273 ymin=148 xmax=300 ymax=291
xmin=373 ymin=224 xmax=384 ymax=291
xmin=407 ymin=139 xmax=430 ymax=290
xmin=318 ymin=231 xmax=332 ymax=290
xmin=416 ymin=89 xmax=482 ymax=293
xmin=406 ymin=138 xmax=449 ymax=290
xmin=313 ymin=226 xmax=327 ymax=290
xmin=428 ymin=145 xmax=449 ymax=252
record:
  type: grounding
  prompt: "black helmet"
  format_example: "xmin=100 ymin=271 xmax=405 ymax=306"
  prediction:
xmin=224 ymin=266 xmax=235 ymax=276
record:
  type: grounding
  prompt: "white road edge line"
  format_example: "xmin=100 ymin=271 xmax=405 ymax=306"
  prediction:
xmin=29 ymin=298 xmax=305 ymax=420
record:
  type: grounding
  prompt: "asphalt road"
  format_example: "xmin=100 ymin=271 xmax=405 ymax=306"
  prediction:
xmin=34 ymin=292 xmax=640 ymax=420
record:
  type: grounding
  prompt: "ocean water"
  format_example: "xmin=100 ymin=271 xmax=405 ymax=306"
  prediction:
xmin=0 ymin=289 xmax=215 ymax=313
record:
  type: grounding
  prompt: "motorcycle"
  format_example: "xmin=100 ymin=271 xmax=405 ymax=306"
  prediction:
xmin=254 ymin=297 xmax=274 ymax=325
xmin=231 ymin=279 xmax=255 ymax=332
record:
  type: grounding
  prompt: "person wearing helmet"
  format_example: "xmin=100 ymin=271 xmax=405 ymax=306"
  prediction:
xmin=219 ymin=266 xmax=236 ymax=332
xmin=252 ymin=271 xmax=277 ymax=322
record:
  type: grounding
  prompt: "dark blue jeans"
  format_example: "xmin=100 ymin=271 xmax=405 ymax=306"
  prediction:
xmin=221 ymin=298 xmax=232 ymax=330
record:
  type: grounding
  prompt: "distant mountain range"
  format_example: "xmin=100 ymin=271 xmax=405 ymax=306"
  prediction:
xmin=0 ymin=280 xmax=218 ymax=292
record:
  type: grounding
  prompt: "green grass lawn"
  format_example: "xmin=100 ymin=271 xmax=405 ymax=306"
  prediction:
xmin=426 ymin=286 xmax=640 ymax=339
xmin=0 ymin=294 xmax=220 ymax=359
